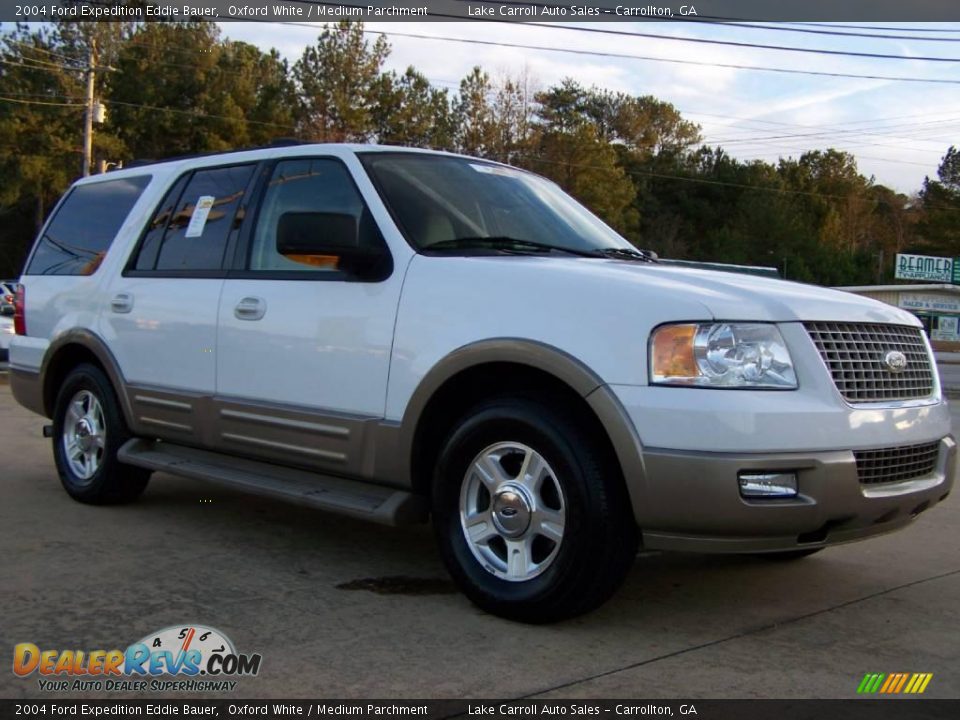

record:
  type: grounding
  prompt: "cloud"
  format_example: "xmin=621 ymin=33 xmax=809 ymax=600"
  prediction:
xmin=218 ymin=20 xmax=960 ymax=192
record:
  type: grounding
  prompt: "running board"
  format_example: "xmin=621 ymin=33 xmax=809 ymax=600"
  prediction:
xmin=118 ymin=439 xmax=427 ymax=526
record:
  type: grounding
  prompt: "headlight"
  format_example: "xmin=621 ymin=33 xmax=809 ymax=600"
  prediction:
xmin=650 ymin=323 xmax=797 ymax=389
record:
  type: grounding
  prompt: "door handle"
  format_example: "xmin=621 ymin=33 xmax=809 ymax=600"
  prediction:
xmin=111 ymin=293 xmax=134 ymax=314
xmin=234 ymin=297 xmax=266 ymax=321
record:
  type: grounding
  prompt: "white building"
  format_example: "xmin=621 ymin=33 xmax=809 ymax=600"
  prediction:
xmin=836 ymin=284 xmax=960 ymax=345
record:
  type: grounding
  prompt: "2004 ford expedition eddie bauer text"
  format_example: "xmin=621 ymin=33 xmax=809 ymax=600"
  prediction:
xmin=8 ymin=144 xmax=955 ymax=622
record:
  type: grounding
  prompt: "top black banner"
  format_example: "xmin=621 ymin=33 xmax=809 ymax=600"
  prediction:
xmin=2 ymin=0 xmax=960 ymax=23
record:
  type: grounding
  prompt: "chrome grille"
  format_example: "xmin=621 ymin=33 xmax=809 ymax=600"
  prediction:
xmin=804 ymin=322 xmax=935 ymax=403
xmin=854 ymin=442 xmax=940 ymax=484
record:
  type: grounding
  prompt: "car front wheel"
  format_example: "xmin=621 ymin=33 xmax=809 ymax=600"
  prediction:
xmin=432 ymin=396 xmax=637 ymax=623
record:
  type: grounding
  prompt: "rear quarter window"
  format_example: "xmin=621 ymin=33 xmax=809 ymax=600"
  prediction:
xmin=25 ymin=175 xmax=151 ymax=276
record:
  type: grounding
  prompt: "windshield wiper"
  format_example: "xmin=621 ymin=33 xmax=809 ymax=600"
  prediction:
xmin=425 ymin=237 xmax=602 ymax=258
xmin=598 ymin=247 xmax=658 ymax=263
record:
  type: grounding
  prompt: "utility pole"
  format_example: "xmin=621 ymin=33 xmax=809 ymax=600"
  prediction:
xmin=82 ymin=39 xmax=96 ymax=177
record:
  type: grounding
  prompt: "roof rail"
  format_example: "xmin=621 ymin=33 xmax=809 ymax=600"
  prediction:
xmin=123 ymin=138 xmax=310 ymax=168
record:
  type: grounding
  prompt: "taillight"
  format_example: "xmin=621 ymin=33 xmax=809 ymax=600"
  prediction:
xmin=13 ymin=284 xmax=25 ymax=336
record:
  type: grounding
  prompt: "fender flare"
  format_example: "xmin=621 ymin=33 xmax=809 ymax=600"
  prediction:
xmin=40 ymin=329 xmax=136 ymax=426
xmin=381 ymin=339 xmax=647 ymax=505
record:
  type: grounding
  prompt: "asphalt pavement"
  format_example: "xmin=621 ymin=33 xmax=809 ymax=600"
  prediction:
xmin=0 ymin=375 xmax=958 ymax=701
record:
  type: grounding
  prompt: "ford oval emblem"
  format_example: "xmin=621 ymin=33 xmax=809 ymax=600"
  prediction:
xmin=883 ymin=350 xmax=908 ymax=373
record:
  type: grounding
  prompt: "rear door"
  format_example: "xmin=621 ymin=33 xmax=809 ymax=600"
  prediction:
xmin=103 ymin=163 xmax=258 ymax=445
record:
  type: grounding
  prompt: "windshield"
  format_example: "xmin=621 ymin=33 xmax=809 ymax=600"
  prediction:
xmin=358 ymin=152 xmax=636 ymax=254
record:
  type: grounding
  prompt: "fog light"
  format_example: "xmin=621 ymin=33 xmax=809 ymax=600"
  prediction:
xmin=739 ymin=472 xmax=798 ymax=498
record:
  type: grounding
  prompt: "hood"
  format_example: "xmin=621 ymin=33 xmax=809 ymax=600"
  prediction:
xmin=573 ymin=259 xmax=920 ymax=325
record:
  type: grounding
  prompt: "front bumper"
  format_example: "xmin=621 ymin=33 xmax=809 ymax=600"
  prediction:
xmin=637 ymin=436 xmax=955 ymax=553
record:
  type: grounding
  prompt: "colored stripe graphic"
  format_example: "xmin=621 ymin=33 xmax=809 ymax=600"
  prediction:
xmin=893 ymin=674 xmax=909 ymax=693
xmin=858 ymin=673 xmax=933 ymax=694
xmin=879 ymin=674 xmax=897 ymax=693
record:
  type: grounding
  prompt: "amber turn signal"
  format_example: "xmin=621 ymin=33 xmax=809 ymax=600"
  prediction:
xmin=650 ymin=324 xmax=698 ymax=380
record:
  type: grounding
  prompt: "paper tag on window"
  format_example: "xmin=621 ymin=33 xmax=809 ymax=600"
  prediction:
xmin=470 ymin=163 xmax=519 ymax=178
xmin=185 ymin=196 xmax=215 ymax=238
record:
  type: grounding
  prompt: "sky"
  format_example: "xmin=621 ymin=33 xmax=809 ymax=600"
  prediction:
xmin=219 ymin=19 xmax=960 ymax=195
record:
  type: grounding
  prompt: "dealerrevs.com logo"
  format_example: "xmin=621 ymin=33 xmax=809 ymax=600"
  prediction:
xmin=13 ymin=625 xmax=262 ymax=693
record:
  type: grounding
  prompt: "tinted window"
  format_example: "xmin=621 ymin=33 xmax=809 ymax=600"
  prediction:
xmin=25 ymin=176 xmax=151 ymax=276
xmin=249 ymin=159 xmax=382 ymax=272
xmin=146 ymin=165 xmax=255 ymax=272
xmin=133 ymin=175 xmax=189 ymax=271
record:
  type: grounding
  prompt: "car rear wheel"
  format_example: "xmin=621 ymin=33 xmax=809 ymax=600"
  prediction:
xmin=432 ymin=396 xmax=637 ymax=623
xmin=52 ymin=364 xmax=150 ymax=504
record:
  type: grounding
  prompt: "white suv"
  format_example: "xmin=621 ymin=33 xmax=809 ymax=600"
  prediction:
xmin=9 ymin=145 xmax=955 ymax=622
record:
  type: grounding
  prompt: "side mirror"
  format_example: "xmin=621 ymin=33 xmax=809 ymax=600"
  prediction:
xmin=276 ymin=212 xmax=386 ymax=279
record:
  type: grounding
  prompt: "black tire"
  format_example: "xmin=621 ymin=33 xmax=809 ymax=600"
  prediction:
xmin=755 ymin=548 xmax=824 ymax=561
xmin=432 ymin=395 xmax=638 ymax=623
xmin=52 ymin=363 xmax=151 ymax=504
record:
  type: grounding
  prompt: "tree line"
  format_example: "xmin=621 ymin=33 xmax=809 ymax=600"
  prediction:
xmin=2 ymin=20 xmax=958 ymax=285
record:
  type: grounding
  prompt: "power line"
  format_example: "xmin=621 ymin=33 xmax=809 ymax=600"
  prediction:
xmin=0 ymin=92 xmax=80 ymax=99
xmin=73 ymin=25 xmax=958 ymax=143
xmin=696 ymin=114 xmax=959 ymax=150
xmin=713 ymin=129 xmax=957 ymax=151
xmin=674 ymin=18 xmax=960 ymax=42
xmin=4 ymin=38 xmax=87 ymax=64
xmin=685 ymin=108 xmax=960 ymax=133
xmin=355 ymin=28 xmax=960 ymax=86
xmin=0 ymin=96 xmax=84 ymax=108
xmin=444 ymin=1 xmax=960 ymax=57
xmin=707 ymin=119 xmax=959 ymax=147
xmin=748 ymin=150 xmax=936 ymax=168
xmin=0 ymin=55 xmax=78 ymax=72
xmin=54 ymin=26 xmax=960 ymax=142
xmin=695 ymin=124 xmax=946 ymax=165
xmin=0 ymin=57 xmax=78 ymax=74
xmin=705 ymin=138 xmax=940 ymax=167
xmin=102 ymin=99 xmax=297 ymax=131
xmin=764 ymin=20 xmax=960 ymax=34
xmin=517 ymin=154 xmax=960 ymax=211
xmin=506 ymin=20 xmax=960 ymax=62
xmin=738 ymin=150 xmax=932 ymax=168
xmin=266 ymin=12 xmax=960 ymax=66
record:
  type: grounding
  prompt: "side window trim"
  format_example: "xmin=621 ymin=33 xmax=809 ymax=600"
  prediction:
xmin=229 ymin=155 xmax=392 ymax=283
xmin=123 ymin=161 xmax=262 ymax=278
xmin=227 ymin=161 xmax=274 ymax=272
xmin=124 ymin=174 xmax=190 ymax=274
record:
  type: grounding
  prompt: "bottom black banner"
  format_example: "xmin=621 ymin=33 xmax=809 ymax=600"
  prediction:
xmin=1 ymin=700 xmax=958 ymax=720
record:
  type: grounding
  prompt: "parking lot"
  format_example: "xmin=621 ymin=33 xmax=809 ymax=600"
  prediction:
xmin=1 ymin=375 xmax=958 ymax=700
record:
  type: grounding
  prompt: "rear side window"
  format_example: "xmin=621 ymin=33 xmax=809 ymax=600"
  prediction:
xmin=132 ymin=164 xmax=256 ymax=273
xmin=25 ymin=176 xmax=150 ymax=276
